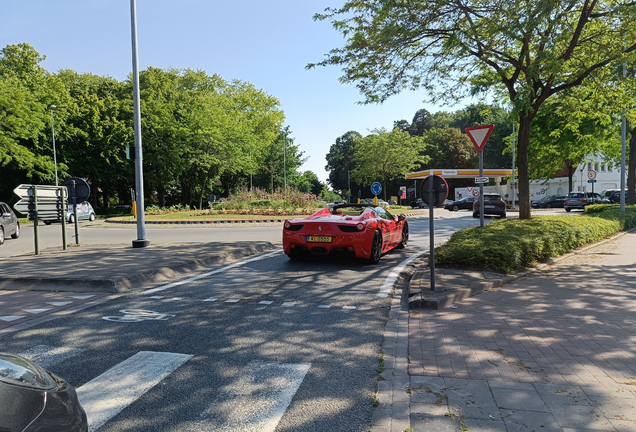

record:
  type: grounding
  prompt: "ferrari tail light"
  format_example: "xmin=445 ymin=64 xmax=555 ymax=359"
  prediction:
xmin=284 ymin=221 xmax=291 ymax=229
xmin=356 ymin=223 xmax=365 ymax=231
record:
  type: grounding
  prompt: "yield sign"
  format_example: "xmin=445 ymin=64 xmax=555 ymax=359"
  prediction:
xmin=466 ymin=124 xmax=495 ymax=152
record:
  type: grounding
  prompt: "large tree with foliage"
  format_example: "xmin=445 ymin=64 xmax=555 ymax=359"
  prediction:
xmin=352 ymin=128 xmax=428 ymax=200
xmin=312 ymin=1 xmax=636 ymax=219
xmin=324 ymin=130 xmax=362 ymax=194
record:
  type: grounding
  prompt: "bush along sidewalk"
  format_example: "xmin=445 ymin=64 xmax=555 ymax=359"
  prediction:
xmin=435 ymin=204 xmax=636 ymax=274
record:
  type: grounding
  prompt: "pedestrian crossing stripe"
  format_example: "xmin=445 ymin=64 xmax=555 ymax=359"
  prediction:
xmin=76 ymin=351 xmax=193 ymax=432
xmin=0 ymin=315 xmax=26 ymax=322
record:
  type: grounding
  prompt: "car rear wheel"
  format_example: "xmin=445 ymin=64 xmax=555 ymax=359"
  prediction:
xmin=11 ymin=223 xmax=19 ymax=239
xmin=368 ymin=230 xmax=382 ymax=264
xmin=452 ymin=205 xmax=458 ymax=211
xmin=397 ymin=223 xmax=408 ymax=249
xmin=89 ymin=213 xmax=95 ymax=221
xmin=546 ymin=203 xmax=552 ymax=208
xmin=0 ymin=228 xmax=4 ymax=245
xmin=472 ymin=212 xmax=478 ymax=218
xmin=565 ymin=208 xmax=571 ymax=212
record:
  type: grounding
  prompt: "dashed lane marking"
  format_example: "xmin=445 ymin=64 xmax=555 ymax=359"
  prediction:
xmin=76 ymin=351 xmax=192 ymax=432
xmin=0 ymin=315 xmax=26 ymax=322
xmin=22 ymin=308 xmax=52 ymax=314
xmin=46 ymin=301 xmax=74 ymax=307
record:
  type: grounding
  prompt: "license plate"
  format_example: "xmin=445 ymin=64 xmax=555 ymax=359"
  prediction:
xmin=307 ymin=236 xmax=332 ymax=243
xmin=484 ymin=205 xmax=495 ymax=209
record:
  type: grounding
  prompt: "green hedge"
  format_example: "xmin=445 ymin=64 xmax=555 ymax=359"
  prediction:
xmin=435 ymin=205 xmax=636 ymax=274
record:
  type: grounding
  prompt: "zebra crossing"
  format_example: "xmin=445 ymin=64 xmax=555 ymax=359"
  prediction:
xmin=9 ymin=345 xmax=311 ymax=432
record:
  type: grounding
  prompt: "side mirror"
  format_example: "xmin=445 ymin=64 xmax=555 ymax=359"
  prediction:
xmin=398 ymin=214 xmax=407 ymax=221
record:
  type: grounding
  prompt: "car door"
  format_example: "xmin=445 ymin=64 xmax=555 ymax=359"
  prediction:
xmin=374 ymin=207 xmax=396 ymax=248
xmin=0 ymin=203 xmax=15 ymax=235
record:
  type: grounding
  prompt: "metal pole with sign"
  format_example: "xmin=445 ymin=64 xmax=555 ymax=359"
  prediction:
xmin=32 ymin=186 xmax=39 ymax=255
xmin=466 ymin=125 xmax=495 ymax=228
xmin=420 ymin=173 xmax=449 ymax=292
xmin=512 ymin=124 xmax=516 ymax=209
xmin=371 ymin=182 xmax=382 ymax=206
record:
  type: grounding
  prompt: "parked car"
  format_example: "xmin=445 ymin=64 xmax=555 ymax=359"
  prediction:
xmin=283 ymin=203 xmax=408 ymax=264
xmin=531 ymin=195 xmax=566 ymax=209
xmin=410 ymin=198 xmax=426 ymax=208
xmin=473 ymin=193 xmax=506 ymax=218
xmin=388 ymin=199 xmax=397 ymax=205
xmin=606 ymin=190 xmax=636 ymax=204
xmin=0 ymin=201 xmax=20 ymax=245
xmin=0 ymin=352 xmax=88 ymax=431
xmin=44 ymin=201 xmax=96 ymax=225
xmin=564 ymin=192 xmax=606 ymax=212
xmin=444 ymin=196 xmax=476 ymax=211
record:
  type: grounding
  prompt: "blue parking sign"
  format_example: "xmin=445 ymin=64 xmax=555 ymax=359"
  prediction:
xmin=371 ymin=182 xmax=382 ymax=195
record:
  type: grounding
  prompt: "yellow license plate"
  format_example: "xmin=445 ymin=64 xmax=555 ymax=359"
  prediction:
xmin=307 ymin=236 xmax=332 ymax=243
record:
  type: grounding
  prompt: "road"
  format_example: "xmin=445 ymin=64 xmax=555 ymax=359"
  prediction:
xmin=0 ymin=209 xmax=568 ymax=431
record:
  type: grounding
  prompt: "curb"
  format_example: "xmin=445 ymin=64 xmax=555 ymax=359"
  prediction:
xmin=105 ymin=218 xmax=289 ymax=225
xmin=0 ymin=242 xmax=277 ymax=294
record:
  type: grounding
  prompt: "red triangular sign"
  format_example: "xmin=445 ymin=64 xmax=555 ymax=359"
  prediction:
xmin=466 ymin=124 xmax=495 ymax=152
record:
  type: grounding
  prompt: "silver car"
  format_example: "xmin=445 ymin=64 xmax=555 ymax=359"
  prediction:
xmin=0 ymin=201 xmax=20 ymax=245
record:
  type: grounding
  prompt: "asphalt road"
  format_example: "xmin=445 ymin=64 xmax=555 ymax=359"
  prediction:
xmin=0 ymin=209 xmax=571 ymax=431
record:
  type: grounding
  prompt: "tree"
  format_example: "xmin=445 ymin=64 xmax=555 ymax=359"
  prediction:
xmin=312 ymin=1 xmax=636 ymax=218
xmin=256 ymin=127 xmax=305 ymax=193
xmin=352 ymin=128 xmax=428 ymax=201
xmin=422 ymin=127 xmax=477 ymax=170
xmin=324 ymin=130 xmax=362 ymax=194
xmin=409 ymin=109 xmax=433 ymax=136
xmin=294 ymin=170 xmax=323 ymax=195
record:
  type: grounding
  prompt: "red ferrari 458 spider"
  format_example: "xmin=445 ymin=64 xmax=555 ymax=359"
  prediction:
xmin=282 ymin=204 xmax=408 ymax=263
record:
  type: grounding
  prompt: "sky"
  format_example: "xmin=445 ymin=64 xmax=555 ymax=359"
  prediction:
xmin=1 ymin=0 xmax=453 ymax=184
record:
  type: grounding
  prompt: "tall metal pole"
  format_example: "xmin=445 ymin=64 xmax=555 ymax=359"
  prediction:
xmin=347 ymin=170 xmax=351 ymax=203
xmin=49 ymin=106 xmax=58 ymax=186
xmin=479 ymin=150 xmax=484 ymax=227
xmin=283 ymin=135 xmax=287 ymax=193
xmin=511 ymin=124 xmax=516 ymax=209
xmin=428 ymin=170 xmax=436 ymax=291
xmin=250 ymin=147 xmax=253 ymax=191
xmin=621 ymin=61 xmax=627 ymax=212
xmin=130 ymin=0 xmax=149 ymax=248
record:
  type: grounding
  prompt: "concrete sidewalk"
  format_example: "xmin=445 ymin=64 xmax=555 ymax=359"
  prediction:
xmin=375 ymin=230 xmax=636 ymax=432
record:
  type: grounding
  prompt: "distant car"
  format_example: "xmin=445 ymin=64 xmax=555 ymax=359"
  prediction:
xmin=607 ymin=190 xmax=635 ymax=204
xmin=444 ymin=196 xmax=476 ymax=211
xmin=282 ymin=203 xmax=408 ymax=264
xmin=388 ymin=199 xmax=397 ymax=205
xmin=473 ymin=193 xmax=506 ymax=218
xmin=531 ymin=195 xmax=566 ymax=209
xmin=410 ymin=198 xmax=426 ymax=208
xmin=45 ymin=201 xmax=96 ymax=225
xmin=563 ymin=192 xmax=606 ymax=212
xmin=0 ymin=201 xmax=20 ymax=245
xmin=0 ymin=352 xmax=88 ymax=431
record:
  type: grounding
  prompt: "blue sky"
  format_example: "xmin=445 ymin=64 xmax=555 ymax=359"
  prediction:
xmin=2 ymin=0 xmax=452 ymax=184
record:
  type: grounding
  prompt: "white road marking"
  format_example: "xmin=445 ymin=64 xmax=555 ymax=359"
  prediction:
xmin=77 ymin=351 xmax=192 ymax=432
xmin=141 ymin=250 xmax=284 ymax=295
xmin=46 ymin=301 xmax=73 ymax=307
xmin=102 ymin=309 xmax=175 ymax=323
xmin=149 ymin=296 xmax=164 ymax=299
xmin=22 ymin=308 xmax=52 ymax=314
xmin=68 ymin=295 xmax=95 ymax=300
xmin=200 ymin=361 xmax=310 ymax=432
xmin=259 ymin=301 xmax=273 ymax=305
xmin=281 ymin=302 xmax=295 ymax=307
xmin=225 ymin=299 xmax=240 ymax=303
xmin=203 ymin=298 xmax=217 ymax=302
xmin=318 ymin=305 xmax=331 ymax=309
xmin=18 ymin=345 xmax=83 ymax=369
xmin=376 ymin=249 xmax=429 ymax=297
xmin=0 ymin=315 xmax=26 ymax=322
xmin=343 ymin=306 xmax=357 ymax=310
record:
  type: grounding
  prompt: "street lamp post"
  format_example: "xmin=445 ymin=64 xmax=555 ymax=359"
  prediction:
xmin=283 ymin=135 xmax=287 ymax=193
xmin=347 ymin=170 xmax=351 ymax=203
xmin=49 ymin=105 xmax=59 ymax=186
xmin=130 ymin=0 xmax=149 ymax=248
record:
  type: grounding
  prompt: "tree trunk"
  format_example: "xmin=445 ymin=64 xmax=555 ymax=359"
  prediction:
xmin=158 ymin=185 xmax=166 ymax=207
xmin=517 ymin=113 xmax=536 ymax=219
xmin=198 ymin=174 xmax=208 ymax=210
xmin=628 ymin=127 xmax=636 ymax=206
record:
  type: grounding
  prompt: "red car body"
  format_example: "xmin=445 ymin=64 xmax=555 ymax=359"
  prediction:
xmin=282 ymin=204 xmax=408 ymax=263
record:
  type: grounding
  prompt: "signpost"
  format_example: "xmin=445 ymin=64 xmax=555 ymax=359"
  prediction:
xmin=587 ymin=170 xmax=597 ymax=194
xmin=466 ymin=124 xmax=495 ymax=227
xmin=62 ymin=177 xmax=90 ymax=245
xmin=474 ymin=177 xmax=489 ymax=184
xmin=370 ymin=182 xmax=382 ymax=205
xmin=420 ymin=172 xmax=449 ymax=292
xmin=13 ymin=185 xmax=68 ymax=255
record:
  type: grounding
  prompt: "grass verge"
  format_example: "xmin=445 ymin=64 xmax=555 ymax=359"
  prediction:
xmin=435 ymin=205 xmax=636 ymax=274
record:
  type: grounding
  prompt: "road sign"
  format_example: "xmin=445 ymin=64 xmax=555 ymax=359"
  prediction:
xmin=588 ymin=179 xmax=597 ymax=183
xmin=62 ymin=177 xmax=90 ymax=203
xmin=472 ymin=189 xmax=480 ymax=197
xmin=474 ymin=177 xmax=490 ymax=184
xmin=510 ymin=181 xmax=518 ymax=186
xmin=13 ymin=184 xmax=66 ymax=199
xmin=370 ymin=182 xmax=382 ymax=195
xmin=587 ymin=170 xmax=597 ymax=181
xmin=466 ymin=124 xmax=495 ymax=152
xmin=420 ymin=175 xmax=449 ymax=206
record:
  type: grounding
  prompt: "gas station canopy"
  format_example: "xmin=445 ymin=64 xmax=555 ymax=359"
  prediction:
xmin=406 ymin=168 xmax=515 ymax=180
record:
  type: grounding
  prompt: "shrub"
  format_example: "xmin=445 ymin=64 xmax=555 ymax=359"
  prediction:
xmin=436 ymin=206 xmax=636 ymax=274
